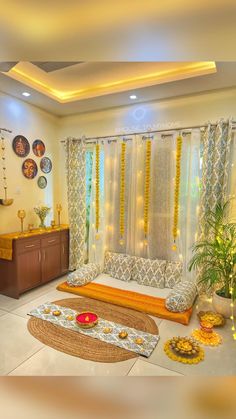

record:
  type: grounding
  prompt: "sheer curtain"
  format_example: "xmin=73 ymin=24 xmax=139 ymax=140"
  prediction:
xmin=88 ymin=131 xmax=201 ymax=278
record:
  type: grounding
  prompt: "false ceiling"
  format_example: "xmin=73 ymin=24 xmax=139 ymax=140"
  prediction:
xmin=2 ymin=61 xmax=216 ymax=103
xmin=0 ymin=61 xmax=236 ymax=116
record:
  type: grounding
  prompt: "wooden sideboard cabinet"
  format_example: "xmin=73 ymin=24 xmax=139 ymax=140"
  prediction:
xmin=0 ymin=228 xmax=69 ymax=299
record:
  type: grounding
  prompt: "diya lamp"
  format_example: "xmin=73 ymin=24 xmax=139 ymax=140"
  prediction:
xmin=200 ymin=321 xmax=214 ymax=333
xmin=52 ymin=310 xmax=61 ymax=316
xmin=56 ymin=204 xmax=62 ymax=226
xmin=118 ymin=330 xmax=128 ymax=339
xmin=17 ymin=209 xmax=26 ymax=233
xmin=76 ymin=312 xmax=98 ymax=329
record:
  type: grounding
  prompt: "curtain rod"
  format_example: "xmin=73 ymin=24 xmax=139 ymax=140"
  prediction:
xmin=0 ymin=128 xmax=12 ymax=133
xmin=60 ymin=121 xmax=236 ymax=143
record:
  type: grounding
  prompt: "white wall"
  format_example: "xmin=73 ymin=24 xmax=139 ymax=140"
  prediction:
xmin=58 ymin=87 xmax=236 ymax=222
xmin=0 ymin=92 xmax=59 ymax=234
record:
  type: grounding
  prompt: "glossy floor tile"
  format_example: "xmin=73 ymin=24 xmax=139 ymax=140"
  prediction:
xmin=128 ymin=359 xmax=183 ymax=376
xmin=1 ymin=281 xmax=235 ymax=376
xmin=0 ymin=280 xmax=61 ymax=312
xmin=0 ymin=308 xmax=7 ymax=316
xmin=0 ymin=313 xmax=43 ymax=375
xmin=12 ymin=289 xmax=75 ymax=319
xmin=145 ymin=314 xmax=236 ymax=376
xmin=9 ymin=346 xmax=137 ymax=376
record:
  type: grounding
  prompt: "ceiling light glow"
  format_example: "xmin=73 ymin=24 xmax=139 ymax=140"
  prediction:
xmin=130 ymin=95 xmax=137 ymax=99
xmin=22 ymin=92 xmax=31 ymax=97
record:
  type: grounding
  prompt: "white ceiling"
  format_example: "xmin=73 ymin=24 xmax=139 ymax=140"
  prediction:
xmin=0 ymin=62 xmax=236 ymax=116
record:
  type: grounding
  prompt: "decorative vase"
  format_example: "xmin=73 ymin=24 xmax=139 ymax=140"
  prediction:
xmin=38 ymin=215 xmax=46 ymax=229
xmin=34 ymin=206 xmax=51 ymax=229
xmin=212 ymin=291 xmax=236 ymax=319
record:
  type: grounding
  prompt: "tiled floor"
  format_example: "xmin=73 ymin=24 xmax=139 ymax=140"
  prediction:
xmin=0 ymin=277 xmax=235 ymax=376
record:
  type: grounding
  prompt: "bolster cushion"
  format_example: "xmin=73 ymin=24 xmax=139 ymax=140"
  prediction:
xmin=165 ymin=280 xmax=197 ymax=312
xmin=67 ymin=263 xmax=101 ymax=287
xmin=132 ymin=256 xmax=166 ymax=288
xmin=164 ymin=261 xmax=183 ymax=288
xmin=103 ymin=251 xmax=134 ymax=281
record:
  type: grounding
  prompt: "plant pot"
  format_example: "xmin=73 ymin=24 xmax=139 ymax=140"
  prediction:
xmin=212 ymin=292 xmax=236 ymax=319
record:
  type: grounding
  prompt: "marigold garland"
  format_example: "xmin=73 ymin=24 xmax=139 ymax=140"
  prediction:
xmin=119 ymin=142 xmax=126 ymax=240
xmin=95 ymin=143 xmax=100 ymax=233
xmin=144 ymin=139 xmax=152 ymax=237
xmin=164 ymin=340 xmax=204 ymax=364
xmin=172 ymin=135 xmax=182 ymax=251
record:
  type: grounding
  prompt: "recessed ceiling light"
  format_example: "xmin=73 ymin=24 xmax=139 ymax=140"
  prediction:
xmin=22 ymin=92 xmax=31 ymax=97
xmin=129 ymin=95 xmax=137 ymax=100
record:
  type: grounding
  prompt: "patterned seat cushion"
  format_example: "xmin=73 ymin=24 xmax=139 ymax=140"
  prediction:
xmin=103 ymin=251 xmax=134 ymax=281
xmin=67 ymin=263 xmax=101 ymax=287
xmin=165 ymin=280 xmax=197 ymax=312
xmin=132 ymin=257 xmax=166 ymax=288
xmin=164 ymin=261 xmax=183 ymax=288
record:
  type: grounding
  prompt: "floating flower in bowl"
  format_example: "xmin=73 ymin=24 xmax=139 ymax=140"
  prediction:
xmin=76 ymin=312 xmax=98 ymax=329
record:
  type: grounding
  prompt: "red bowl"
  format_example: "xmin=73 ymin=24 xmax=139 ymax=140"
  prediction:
xmin=76 ymin=312 xmax=98 ymax=329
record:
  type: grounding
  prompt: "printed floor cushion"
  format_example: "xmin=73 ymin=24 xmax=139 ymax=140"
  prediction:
xmin=165 ymin=261 xmax=183 ymax=288
xmin=67 ymin=263 xmax=101 ymax=287
xmin=132 ymin=257 xmax=166 ymax=288
xmin=165 ymin=280 xmax=197 ymax=312
xmin=103 ymin=251 xmax=134 ymax=281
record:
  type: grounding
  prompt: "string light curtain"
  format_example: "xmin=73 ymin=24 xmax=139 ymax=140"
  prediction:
xmin=88 ymin=131 xmax=201 ymax=275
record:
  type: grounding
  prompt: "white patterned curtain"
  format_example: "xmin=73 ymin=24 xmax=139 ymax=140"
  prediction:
xmin=66 ymin=138 xmax=86 ymax=270
xmin=198 ymin=120 xmax=234 ymax=241
xmin=88 ymin=131 xmax=201 ymax=277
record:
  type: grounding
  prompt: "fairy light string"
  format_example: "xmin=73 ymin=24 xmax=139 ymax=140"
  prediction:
xmin=95 ymin=143 xmax=100 ymax=236
xmin=230 ymin=273 xmax=236 ymax=340
xmin=172 ymin=134 xmax=183 ymax=251
xmin=144 ymin=139 xmax=152 ymax=242
xmin=119 ymin=141 xmax=126 ymax=244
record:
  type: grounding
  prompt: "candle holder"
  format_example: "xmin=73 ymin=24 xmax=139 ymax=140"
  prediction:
xmin=28 ymin=223 xmax=34 ymax=233
xmin=51 ymin=220 xmax=56 ymax=229
xmin=17 ymin=210 xmax=26 ymax=234
xmin=56 ymin=204 xmax=62 ymax=226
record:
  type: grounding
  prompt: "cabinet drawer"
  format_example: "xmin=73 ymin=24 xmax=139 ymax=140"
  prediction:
xmin=41 ymin=234 xmax=60 ymax=247
xmin=61 ymin=229 xmax=69 ymax=242
xmin=16 ymin=238 xmax=41 ymax=254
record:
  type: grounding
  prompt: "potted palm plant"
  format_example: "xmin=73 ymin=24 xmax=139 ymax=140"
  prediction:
xmin=189 ymin=200 xmax=236 ymax=318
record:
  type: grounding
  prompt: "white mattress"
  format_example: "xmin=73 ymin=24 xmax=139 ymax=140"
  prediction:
xmin=93 ymin=273 xmax=170 ymax=299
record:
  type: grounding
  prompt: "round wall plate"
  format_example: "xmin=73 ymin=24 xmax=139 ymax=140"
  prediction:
xmin=37 ymin=176 xmax=47 ymax=189
xmin=40 ymin=157 xmax=52 ymax=173
xmin=33 ymin=139 xmax=46 ymax=157
xmin=22 ymin=159 xmax=38 ymax=179
xmin=13 ymin=135 xmax=30 ymax=157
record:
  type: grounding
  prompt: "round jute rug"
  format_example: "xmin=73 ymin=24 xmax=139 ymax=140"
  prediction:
xmin=27 ymin=297 xmax=158 ymax=363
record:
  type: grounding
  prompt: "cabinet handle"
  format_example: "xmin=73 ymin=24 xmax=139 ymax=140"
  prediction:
xmin=25 ymin=244 xmax=35 ymax=248
xmin=38 ymin=251 xmax=41 ymax=262
xmin=48 ymin=239 xmax=56 ymax=243
xmin=44 ymin=251 xmax=46 ymax=261
xmin=62 ymin=244 xmax=65 ymax=255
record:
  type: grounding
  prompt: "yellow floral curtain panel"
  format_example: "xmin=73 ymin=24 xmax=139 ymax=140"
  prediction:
xmin=198 ymin=120 xmax=234 ymax=241
xmin=66 ymin=138 xmax=86 ymax=270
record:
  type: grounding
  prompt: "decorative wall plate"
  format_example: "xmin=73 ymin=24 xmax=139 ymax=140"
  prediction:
xmin=40 ymin=157 xmax=52 ymax=173
xmin=37 ymin=176 xmax=47 ymax=189
xmin=33 ymin=139 xmax=46 ymax=157
xmin=22 ymin=159 xmax=38 ymax=179
xmin=13 ymin=135 xmax=30 ymax=157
